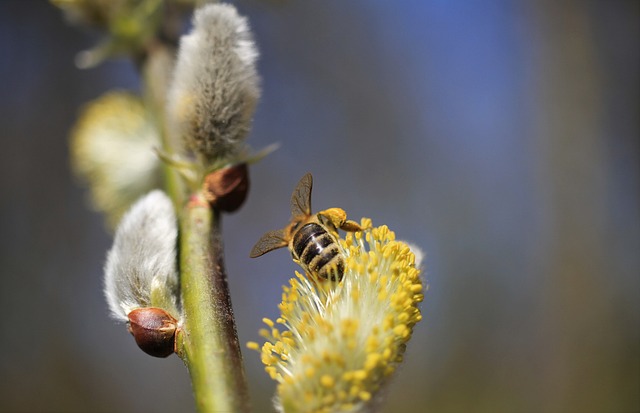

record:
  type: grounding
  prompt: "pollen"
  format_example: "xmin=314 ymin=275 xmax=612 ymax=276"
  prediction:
xmin=249 ymin=218 xmax=424 ymax=412
xmin=320 ymin=375 xmax=335 ymax=388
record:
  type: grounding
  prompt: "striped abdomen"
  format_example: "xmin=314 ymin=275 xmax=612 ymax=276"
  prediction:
xmin=291 ymin=223 xmax=345 ymax=281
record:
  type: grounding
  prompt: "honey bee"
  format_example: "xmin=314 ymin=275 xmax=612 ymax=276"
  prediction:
xmin=250 ymin=173 xmax=364 ymax=282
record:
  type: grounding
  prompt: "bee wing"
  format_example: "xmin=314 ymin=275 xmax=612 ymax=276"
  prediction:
xmin=290 ymin=173 xmax=313 ymax=217
xmin=250 ymin=229 xmax=288 ymax=258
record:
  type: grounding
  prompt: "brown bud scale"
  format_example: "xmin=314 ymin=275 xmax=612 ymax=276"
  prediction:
xmin=203 ymin=163 xmax=249 ymax=212
xmin=127 ymin=308 xmax=177 ymax=358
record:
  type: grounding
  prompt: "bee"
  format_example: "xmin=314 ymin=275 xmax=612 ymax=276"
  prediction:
xmin=250 ymin=173 xmax=364 ymax=282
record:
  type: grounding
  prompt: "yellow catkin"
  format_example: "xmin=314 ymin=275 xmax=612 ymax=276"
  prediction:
xmin=248 ymin=220 xmax=424 ymax=412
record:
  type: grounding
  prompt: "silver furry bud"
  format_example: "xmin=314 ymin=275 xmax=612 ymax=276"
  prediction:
xmin=168 ymin=4 xmax=260 ymax=161
xmin=104 ymin=190 xmax=179 ymax=321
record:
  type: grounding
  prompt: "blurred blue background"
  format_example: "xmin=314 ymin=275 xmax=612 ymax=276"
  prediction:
xmin=1 ymin=1 xmax=638 ymax=412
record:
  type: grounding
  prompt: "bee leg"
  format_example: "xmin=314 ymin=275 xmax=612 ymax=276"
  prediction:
xmin=339 ymin=219 xmax=365 ymax=232
xmin=319 ymin=208 xmax=366 ymax=232
xmin=318 ymin=207 xmax=346 ymax=222
xmin=317 ymin=207 xmax=348 ymax=229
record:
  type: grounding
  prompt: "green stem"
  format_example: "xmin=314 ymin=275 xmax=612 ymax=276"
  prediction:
xmin=141 ymin=41 xmax=185 ymax=207
xmin=176 ymin=193 xmax=251 ymax=413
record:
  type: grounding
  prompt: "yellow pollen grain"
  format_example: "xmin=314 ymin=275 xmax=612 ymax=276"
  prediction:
xmin=359 ymin=391 xmax=372 ymax=401
xmin=394 ymin=324 xmax=409 ymax=338
xmin=262 ymin=317 xmax=274 ymax=327
xmin=259 ymin=353 xmax=270 ymax=365
xmin=320 ymin=375 xmax=335 ymax=388
xmin=410 ymin=284 xmax=423 ymax=294
xmin=368 ymin=250 xmax=379 ymax=266
xmin=365 ymin=353 xmax=382 ymax=371
xmin=366 ymin=336 xmax=379 ymax=352
xmin=369 ymin=271 xmax=378 ymax=283
xmin=266 ymin=355 xmax=278 ymax=365
xmin=353 ymin=370 xmax=367 ymax=381
xmin=396 ymin=290 xmax=408 ymax=301
xmin=341 ymin=319 xmax=358 ymax=335
xmin=305 ymin=367 xmax=315 ymax=378
xmin=246 ymin=341 xmax=260 ymax=351
xmin=306 ymin=327 xmax=316 ymax=341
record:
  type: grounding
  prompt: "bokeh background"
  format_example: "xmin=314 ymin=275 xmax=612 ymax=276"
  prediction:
xmin=1 ymin=1 xmax=638 ymax=412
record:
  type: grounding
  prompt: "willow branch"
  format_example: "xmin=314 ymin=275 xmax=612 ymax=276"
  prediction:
xmin=175 ymin=193 xmax=250 ymax=413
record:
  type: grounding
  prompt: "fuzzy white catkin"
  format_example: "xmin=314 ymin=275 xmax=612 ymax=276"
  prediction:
xmin=104 ymin=190 xmax=179 ymax=321
xmin=70 ymin=91 xmax=162 ymax=229
xmin=167 ymin=3 xmax=260 ymax=160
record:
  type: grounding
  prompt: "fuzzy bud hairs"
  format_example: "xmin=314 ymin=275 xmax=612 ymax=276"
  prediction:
xmin=168 ymin=4 xmax=260 ymax=161
xmin=104 ymin=190 xmax=179 ymax=321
